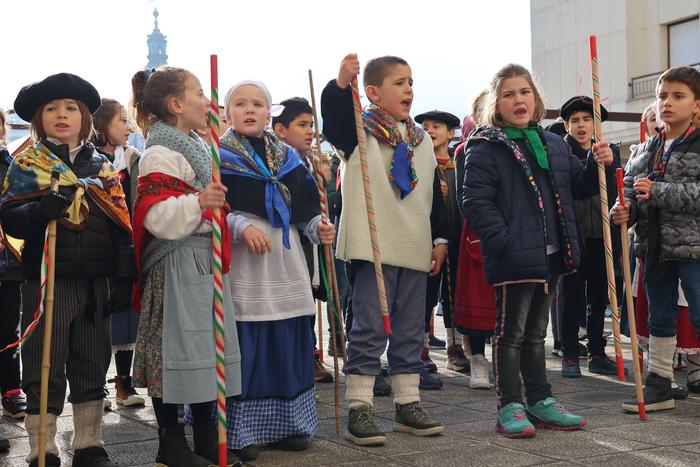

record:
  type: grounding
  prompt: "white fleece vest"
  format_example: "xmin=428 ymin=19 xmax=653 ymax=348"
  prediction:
xmin=336 ymin=122 xmax=436 ymax=272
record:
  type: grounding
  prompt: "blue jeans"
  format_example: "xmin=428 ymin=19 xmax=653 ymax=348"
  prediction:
xmin=645 ymin=261 xmax=700 ymax=338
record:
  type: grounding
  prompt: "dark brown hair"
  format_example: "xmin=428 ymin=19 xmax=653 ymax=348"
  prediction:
xmin=657 ymin=66 xmax=700 ymax=99
xmin=92 ymin=98 xmax=125 ymax=148
xmin=30 ymin=100 xmax=95 ymax=143
xmin=480 ymin=64 xmax=546 ymax=128
xmin=363 ymin=56 xmax=410 ymax=89
xmin=131 ymin=67 xmax=190 ymax=136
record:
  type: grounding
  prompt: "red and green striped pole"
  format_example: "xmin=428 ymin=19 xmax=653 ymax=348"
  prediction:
xmin=209 ymin=54 xmax=227 ymax=467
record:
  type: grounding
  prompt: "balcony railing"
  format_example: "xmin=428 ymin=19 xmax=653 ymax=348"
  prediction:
xmin=630 ymin=63 xmax=700 ymax=99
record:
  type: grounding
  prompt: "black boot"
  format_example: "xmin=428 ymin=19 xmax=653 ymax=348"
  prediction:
xmin=155 ymin=425 xmax=213 ymax=467
xmin=622 ymin=372 xmax=675 ymax=413
xmin=193 ymin=417 xmax=242 ymax=466
xmin=72 ymin=446 xmax=117 ymax=467
xmin=268 ymin=436 xmax=309 ymax=451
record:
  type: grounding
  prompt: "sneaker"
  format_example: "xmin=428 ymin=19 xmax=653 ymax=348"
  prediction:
xmin=421 ymin=348 xmax=438 ymax=373
xmin=551 ymin=341 xmax=562 ymax=357
xmin=2 ymin=389 xmax=26 ymax=419
xmin=428 ymin=335 xmax=446 ymax=349
xmin=671 ymin=381 xmax=689 ymax=400
xmin=561 ymin=357 xmax=581 ymax=378
xmin=394 ymin=402 xmax=444 ymax=436
xmin=0 ymin=436 xmax=8 ymax=452
xmin=29 ymin=453 xmax=61 ymax=467
xmin=345 ymin=406 xmax=386 ymax=446
xmin=73 ymin=446 xmax=117 ymax=467
xmin=419 ymin=369 xmax=443 ymax=390
xmin=622 ymin=372 xmax=675 ymax=413
xmin=469 ymin=354 xmax=492 ymax=389
xmin=314 ymin=358 xmax=333 ymax=383
xmin=526 ymin=397 xmax=587 ymax=430
xmin=373 ymin=375 xmax=392 ymax=397
xmin=115 ymin=375 xmax=146 ymax=407
xmin=446 ymin=345 xmax=470 ymax=372
xmin=588 ymin=354 xmax=627 ymax=376
xmin=496 ymin=402 xmax=535 ymax=439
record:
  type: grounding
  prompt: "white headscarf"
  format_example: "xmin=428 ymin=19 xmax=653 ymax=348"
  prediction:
xmin=224 ymin=80 xmax=284 ymax=121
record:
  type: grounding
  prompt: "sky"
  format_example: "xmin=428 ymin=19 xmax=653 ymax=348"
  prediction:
xmin=2 ymin=0 xmax=532 ymax=122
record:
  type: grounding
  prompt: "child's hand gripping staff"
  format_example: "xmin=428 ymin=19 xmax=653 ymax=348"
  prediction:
xmin=590 ymin=35 xmax=625 ymax=381
xmin=348 ymin=60 xmax=392 ymax=335
xmin=616 ymin=168 xmax=647 ymax=420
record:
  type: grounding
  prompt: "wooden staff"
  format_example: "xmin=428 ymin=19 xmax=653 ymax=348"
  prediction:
xmin=616 ymin=168 xmax=646 ymax=419
xmin=39 ymin=171 xmax=60 ymax=467
xmin=589 ymin=35 xmax=625 ymax=381
xmin=309 ymin=69 xmax=343 ymax=435
xmin=350 ymin=74 xmax=392 ymax=335
xmin=317 ymin=300 xmax=324 ymax=364
xmin=209 ymin=54 xmax=228 ymax=467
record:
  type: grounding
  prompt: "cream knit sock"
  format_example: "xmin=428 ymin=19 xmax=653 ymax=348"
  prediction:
xmin=648 ymin=335 xmax=676 ymax=380
xmin=25 ymin=413 xmax=59 ymax=462
xmin=72 ymin=400 xmax=105 ymax=450
xmin=392 ymin=373 xmax=420 ymax=405
xmin=346 ymin=374 xmax=375 ymax=410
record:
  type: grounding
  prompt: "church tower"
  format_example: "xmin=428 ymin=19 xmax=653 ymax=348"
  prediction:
xmin=146 ymin=8 xmax=168 ymax=69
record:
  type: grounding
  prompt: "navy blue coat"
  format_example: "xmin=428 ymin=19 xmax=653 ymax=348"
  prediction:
xmin=462 ymin=127 xmax=608 ymax=285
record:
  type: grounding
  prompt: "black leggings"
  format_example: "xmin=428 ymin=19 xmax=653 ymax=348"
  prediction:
xmin=152 ymin=397 xmax=213 ymax=428
xmin=0 ymin=281 xmax=21 ymax=393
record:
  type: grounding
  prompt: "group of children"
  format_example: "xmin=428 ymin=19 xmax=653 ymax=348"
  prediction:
xmin=0 ymin=52 xmax=698 ymax=465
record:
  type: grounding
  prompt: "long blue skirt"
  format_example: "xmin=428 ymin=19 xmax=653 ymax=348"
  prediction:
xmin=226 ymin=315 xmax=317 ymax=449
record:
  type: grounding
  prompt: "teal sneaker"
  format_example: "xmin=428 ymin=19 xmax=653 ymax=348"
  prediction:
xmin=496 ymin=402 xmax=536 ymax=438
xmin=526 ymin=397 xmax=587 ymax=430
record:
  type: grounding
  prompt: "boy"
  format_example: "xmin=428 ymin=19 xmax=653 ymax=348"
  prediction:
xmin=558 ymin=96 xmax=621 ymax=378
xmin=272 ymin=97 xmax=334 ymax=384
xmin=321 ymin=54 xmax=449 ymax=446
xmin=414 ymin=110 xmax=470 ymax=381
xmin=612 ymin=66 xmax=700 ymax=412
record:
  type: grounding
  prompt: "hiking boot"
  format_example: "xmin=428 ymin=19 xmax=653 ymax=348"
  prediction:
xmin=29 ymin=453 xmax=61 ymax=467
xmin=419 ymin=369 xmax=443 ymax=390
xmin=72 ymin=446 xmax=117 ymax=467
xmin=421 ymin=348 xmax=438 ymax=373
xmin=671 ymin=381 xmax=689 ymax=400
xmin=428 ymin=335 xmax=446 ymax=349
xmin=446 ymin=345 xmax=470 ymax=372
xmin=496 ymin=402 xmax=535 ymax=439
xmin=155 ymin=425 xmax=214 ymax=467
xmin=623 ymin=372 xmax=674 ymax=413
xmin=526 ymin=397 xmax=587 ymax=430
xmin=373 ymin=374 xmax=392 ymax=396
xmin=394 ymin=402 xmax=443 ymax=436
xmin=232 ymin=445 xmax=259 ymax=462
xmin=115 ymin=376 xmax=145 ymax=407
xmin=345 ymin=406 xmax=386 ymax=446
xmin=268 ymin=436 xmax=309 ymax=451
xmin=561 ymin=357 xmax=581 ymax=378
xmin=314 ymin=356 xmax=333 ymax=383
xmin=588 ymin=354 xmax=627 ymax=376
xmin=2 ymin=389 xmax=26 ymax=419
xmin=193 ymin=417 xmax=241 ymax=466
xmin=469 ymin=354 xmax=492 ymax=389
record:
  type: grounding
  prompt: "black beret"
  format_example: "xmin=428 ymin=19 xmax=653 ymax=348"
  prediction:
xmin=14 ymin=73 xmax=101 ymax=122
xmin=559 ymin=95 xmax=608 ymax=122
xmin=414 ymin=110 xmax=461 ymax=129
xmin=544 ymin=121 xmax=567 ymax=136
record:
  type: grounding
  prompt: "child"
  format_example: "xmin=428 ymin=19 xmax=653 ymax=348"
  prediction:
xmin=558 ymin=96 xmax=622 ymax=378
xmin=2 ymin=73 xmax=134 ymax=467
xmin=414 ymin=110 xmax=468 ymax=385
xmin=130 ymin=67 xmax=242 ymax=467
xmin=462 ymin=63 xmax=614 ymax=438
xmin=219 ymin=81 xmax=334 ymax=460
xmin=612 ymin=65 xmax=700 ymax=413
xmin=321 ymin=54 xmax=449 ymax=446
xmin=272 ymin=97 xmax=334 ymax=384
xmin=92 ymin=98 xmax=145 ymax=408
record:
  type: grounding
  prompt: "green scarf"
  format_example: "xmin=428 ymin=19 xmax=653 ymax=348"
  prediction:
xmin=503 ymin=126 xmax=549 ymax=171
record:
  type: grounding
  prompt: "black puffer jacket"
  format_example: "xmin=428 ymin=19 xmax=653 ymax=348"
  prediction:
xmin=1 ymin=140 xmax=134 ymax=280
xmin=462 ymin=127 xmax=610 ymax=285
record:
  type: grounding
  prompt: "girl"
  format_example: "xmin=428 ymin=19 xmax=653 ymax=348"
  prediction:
xmin=2 ymin=73 xmax=133 ymax=467
xmin=92 ymin=98 xmax=145 ymax=408
xmin=462 ymin=64 xmax=614 ymax=438
xmin=130 ymin=67 xmax=241 ymax=467
xmin=219 ymin=81 xmax=334 ymax=461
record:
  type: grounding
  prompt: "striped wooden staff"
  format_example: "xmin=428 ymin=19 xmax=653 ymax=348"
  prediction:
xmin=309 ymin=69 xmax=343 ymax=435
xmin=209 ymin=54 xmax=228 ymax=467
xmin=589 ymin=35 xmax=625 ymax=381
xmin=350 ymin=74 xmax=392 ymax=335
xmin=617 ymin=168 xmax=646 ymax=419
xmin=38 ymin=172 xmax=60 ymax=467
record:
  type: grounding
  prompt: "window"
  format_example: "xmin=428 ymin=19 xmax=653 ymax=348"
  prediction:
xmin=669 ymin=18 xmax=700 ymax=67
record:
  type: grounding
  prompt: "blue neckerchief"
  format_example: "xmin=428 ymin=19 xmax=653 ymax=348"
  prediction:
xmin=220 ymin=141 xmax=302 ymax=249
